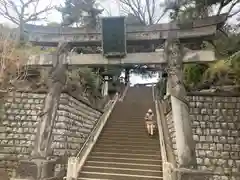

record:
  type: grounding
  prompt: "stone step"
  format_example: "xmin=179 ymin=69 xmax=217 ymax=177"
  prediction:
xmin=99 ymin=132 xmax=156 ymax=139
xmin=81 ymin=166 xmax=163 ymax=176
xmin=78 ymin=87 xmax=162 ymax=180
xmin=97 ymin=134 xmax=159 ymax=140
xmin=96 ymin=139 xmax=159 ymax=146
xmin=78 ymin=171 xmax=163 ymax=180
xmin=104 ymin=121 xmax=146 ymax=124
xmin=99 ymin=129 xmax=149 ymax=135
xmin=104 ymin=123 xmax=146 ymax=127
xmin=102 ymin=125 xmax=146 ymax=129
xmin=106 ymin=120 xmax=146 ymax=122
xmin=98 ymin=134 xmax=159 ymax=142
xmin=78 ymin=178 xmax=110 ymax=180
xmin=87 ymin=156 xmax=162 ymax=165
xmin=92 ymin=146 xmax=160 ymax=155
xmin=83 ymin=160 xmax=162 ymax=171
xmin=110 ymin=115 xmax=148 ymax=118
xmin=102 ymin=126 xmax=149 ymax=131
xmin=94 ymin=142 xmax=159 ymax=150
xmin=99 ymin=127 xmax=152 ymax=133
xmin=90 ymin=151 xmax=161 ymax=159
xmin=96 ymin=137 xmax=159 ymax=144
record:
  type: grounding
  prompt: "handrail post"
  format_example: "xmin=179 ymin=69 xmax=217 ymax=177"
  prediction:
xmin=66 ymin=157 xmax=79 ymax=180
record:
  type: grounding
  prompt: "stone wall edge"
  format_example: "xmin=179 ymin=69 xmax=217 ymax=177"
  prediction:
xmin=187 ymin=92 xmax=240 ymax=97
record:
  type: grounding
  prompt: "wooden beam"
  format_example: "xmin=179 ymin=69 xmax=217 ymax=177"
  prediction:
xmin=24 ymin=14 xmax=227 ymax=46
xmin=26 ymin=50 xmax=215 ymax=67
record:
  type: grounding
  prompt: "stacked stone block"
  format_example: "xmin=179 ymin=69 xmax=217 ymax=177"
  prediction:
xmin=53 ymin=93 xmax=102 ymax=156
xmin=166 ymin=111 xmax=178 ymax=161
xmin=52 ymin=93 xmax=102 ymax=174
xmin=165 ymin=94 xmax=240 ymax=180
xmin=0 ymin=92 xmax=102 ymax=177
xmin=188 ymin=95 xmax=240 ymax=180
xmin=0 ymin=92 xmax=45 ymax=174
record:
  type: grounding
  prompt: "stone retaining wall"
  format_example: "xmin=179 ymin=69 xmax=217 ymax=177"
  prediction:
xmin=53 ymin=93 xmax=102 ymax=174
xmin=0 ymin=92 xmax=45 ymax=174
xmin=0 ymin=92 xmax=102 ymax=176
xmin=165 ymin=94 xmax=240 ymax=180
xmin=166 ymin=111 xmax=178 ymax=162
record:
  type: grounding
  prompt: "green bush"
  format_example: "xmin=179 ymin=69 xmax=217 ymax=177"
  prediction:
xmin=183 ymin=63 xmax=208 ymax=89
xmin=230 ymin=51 xmax=240 ymax=83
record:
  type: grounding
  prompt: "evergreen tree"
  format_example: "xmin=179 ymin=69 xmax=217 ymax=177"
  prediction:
xmin=58 ymin=0 xmax=104 ymax=28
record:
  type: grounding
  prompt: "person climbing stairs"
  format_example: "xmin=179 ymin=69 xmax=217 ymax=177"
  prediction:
xmin=78 ymin=86 xmax=163 ymax=180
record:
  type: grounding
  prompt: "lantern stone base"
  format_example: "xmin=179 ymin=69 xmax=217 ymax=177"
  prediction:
xmin=16 ymin=158 xmax=57 ymax=180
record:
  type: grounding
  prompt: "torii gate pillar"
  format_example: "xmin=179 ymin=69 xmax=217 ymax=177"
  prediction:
xmin=166 ymin=78 xmax=171 ymax=97
xmin=165 ymin=39 xmax=197 ymax=168
xmin=102 ymin=76 xmax=109 ymax=97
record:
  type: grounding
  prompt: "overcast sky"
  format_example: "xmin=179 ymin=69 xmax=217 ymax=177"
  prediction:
xmin=0 ymin=0 xmax=118 ymax=25
xmin=44 ymin=0 xmax=124 ymax=23
xmin=0 ymin=0 xmax=238 ymax=26
xmin=0 ymin=0 xmax=170 ymax=26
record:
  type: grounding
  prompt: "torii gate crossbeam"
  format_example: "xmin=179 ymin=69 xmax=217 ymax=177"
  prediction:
xmin=24 ymin=14 xmax=226 ymax=46
xmin=27 ymin=50 xmax=215 ymax=66
xmin=24 ymin=14 xmax=226 ymax=67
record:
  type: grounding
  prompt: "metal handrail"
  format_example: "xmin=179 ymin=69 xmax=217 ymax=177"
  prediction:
xmin=76 ymin=92 xmax=119 ymax=158
xmin=103 ymin=97 xmax=113 ymax=111
xmin=76 ymin=83 xmax=130 ymax=158
xmin=152 ymin=84 xmax=155 ymax=101
xmin=119 ymin=82 xmax=130 ymax=101
xmin=155 ymin=100 xmax=168 ymax=162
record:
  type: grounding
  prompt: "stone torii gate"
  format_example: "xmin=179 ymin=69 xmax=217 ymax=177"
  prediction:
xmin=21 ymin=14 xmax=226 ymax=180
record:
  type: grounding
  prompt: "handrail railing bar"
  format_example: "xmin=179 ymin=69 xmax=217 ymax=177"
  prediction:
xmin=76 ymin=92 xmax=118 ymax=158
xmin=152 ymin=85 xmax=155 ymax=101
xmin=119 ymin=82 xmax=130 ymax=101
xmin=155 ymin=100 xmax=168 ymax=162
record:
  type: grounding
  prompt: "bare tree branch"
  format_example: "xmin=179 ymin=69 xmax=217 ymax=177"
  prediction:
xmin=0 ymin=0 xmax=54 ymax=25
xmin=120 ymin=0 xmax=145 ymax=23
xmin=229 ymin=9 xmax=240 ymax=17
xmin=0 ymin=0 xmax=20 ymax=24
xmin=226 ymin=0 xmax=240 ymax=17
xmin=118 ymin=0 xmax=164 ymax=25
xmin=217 ymin=0 xmax=226 ymax=15
xmin=8 ymin=0 xmax=21 ymax=17
xmin=25 ymin=5 xmax=54 ymax=22
xmin=0 ymin=0 xmax=54 ymax=43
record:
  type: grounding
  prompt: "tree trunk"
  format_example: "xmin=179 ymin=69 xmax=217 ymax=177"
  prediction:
xmin=18 ymin=21 xmax=25 ymax=45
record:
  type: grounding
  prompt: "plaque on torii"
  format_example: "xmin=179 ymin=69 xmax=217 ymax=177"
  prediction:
xmin=25 ymin=14 xmax=227 ymax=66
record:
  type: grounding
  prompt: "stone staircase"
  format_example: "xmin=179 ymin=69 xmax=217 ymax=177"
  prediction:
xmin=78 ymin=86 xmax=163 ymax=180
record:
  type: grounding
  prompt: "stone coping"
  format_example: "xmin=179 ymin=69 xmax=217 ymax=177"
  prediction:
xmin=175 ymin=168 xmax=240 ymax=177
xmin=4 ymin=89 xmax=103 ymax=113
xmin=187 ymin=91 xmax=240 ymax=97
xmin=63 ymin=89 xmax=103 ymax=113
